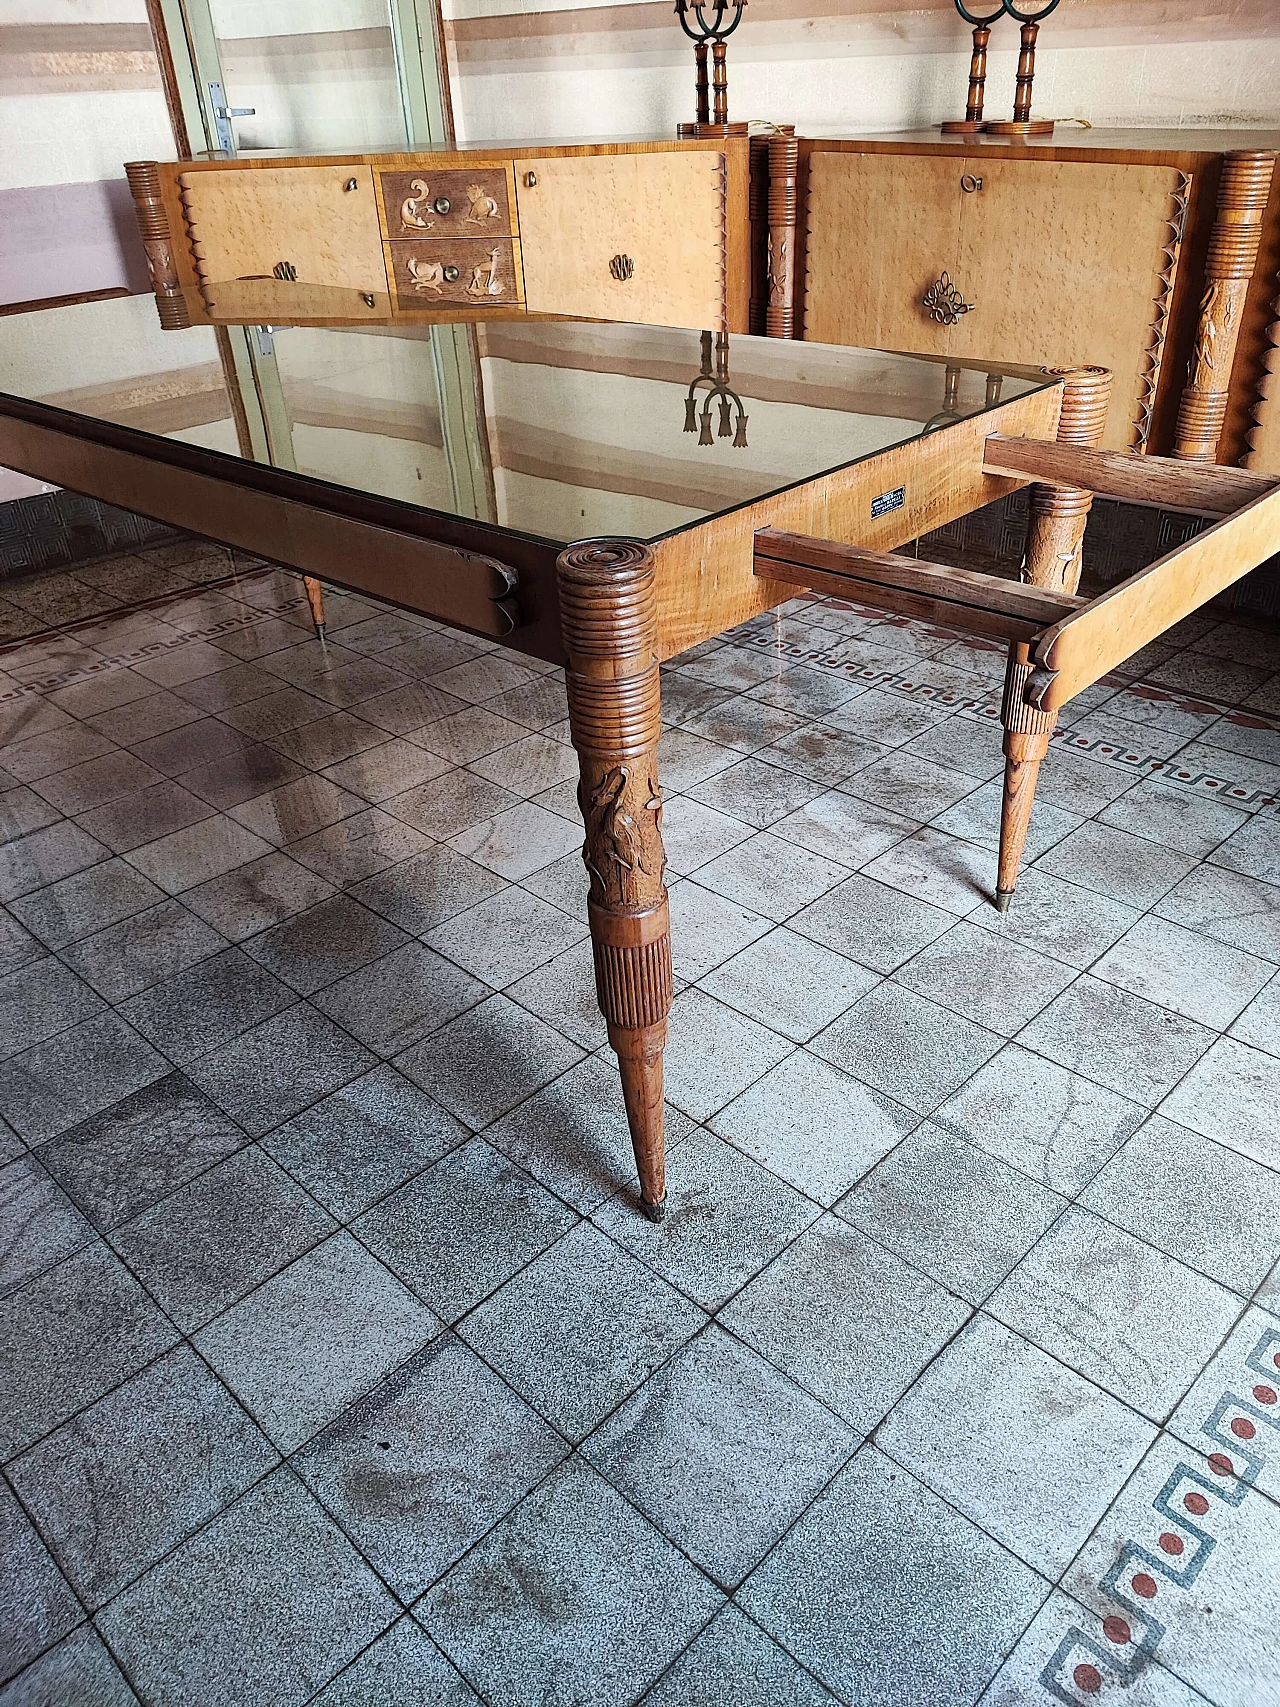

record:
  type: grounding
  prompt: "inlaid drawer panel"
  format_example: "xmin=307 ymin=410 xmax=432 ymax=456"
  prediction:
xmin=379 ymin=167 xmax=515 ymax=241
xmin=387 ymin=238 xmax=523 ymax=308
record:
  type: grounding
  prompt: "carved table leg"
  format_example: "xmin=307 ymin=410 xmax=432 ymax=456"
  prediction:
xmin=302 ymin=575 xmax=326 ymax=638
xmin=557 ymin=540 xmax=672 ymax=1220
xmin=766 ymin=132 xmax=799 ymax=339
xmin=995 ymin=364 xmax=1110 ymax=906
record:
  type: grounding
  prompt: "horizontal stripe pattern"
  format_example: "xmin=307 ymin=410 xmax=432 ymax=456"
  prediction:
xmin=0 ymin=23 xmax=159 ymax=96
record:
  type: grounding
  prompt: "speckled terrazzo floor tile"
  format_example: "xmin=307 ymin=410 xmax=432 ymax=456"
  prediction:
xmin=1154 ymin=863 xmax=1280 ymax=963
xmin=737 ymin=1448 xmax=1046 ymax=1707
xmin=194 ymin=1233 xmax=439 ymax=1453
xmin=0 ymin=1241 xmax=178 ymax=1459
xmin=838 ymin=1123 xmax=1064 ymax=1304
xmin=810 ymin=980 xmax=1001 ymax=1116
xmin=183 ymin=1004 xmax=376 ymax=1137
xmin=641 ymin=1605 xmax=840 ymax=1707
xmin=1017 ymin=976 xmax=1215 ymax=1106
xmin=583 ymin=1326 xmax=855 ymax=1587
xmin=7 ymin=1344 xmax=277 ymax=1609
xmin=720 ymin=1217 xmax=970 ymax=1431
xmin=987 ymin=1207 xmax=1241 ymax=1422
xmin=0 ymin=1624 xmax=140 ymax=1706
xmin=0 ymin=1155 xmax=94 ymax=1295
xmin=894 ymin=919 xmax=1076 ymax=1037
xmin=665 ymin=880 xmax=773 ymax=981
xmin=0 ymin=957 xmax=104 ymax=1061
xmin=354 ymin=1138 xmax=576 ymax=1323
xmin=458 ymin=1222 xmax=706 ymax=1442
xmin=294 ymin=1334 xmax=567 ymax=1603
xmin=1091 ymin=914 xmax=1273 ymax=1031
xmin=934 ymin=1043 xmax=1143 ymax=1194
xmin=0 ymin=1013 xmax=169 ymax=1146
xmin=1229 ymin=966 xmax=1280 ymax=1057
xmin=306 ymin=1619 xmax=480 ymax=1706
xmin=0 ymin=1480 xmax=81 ymax=1689
xmin=593 ymin=1127 xmax=819 ymax=1309
xmin=96 ymin=1468 xmax=398 ymax=1707
xmin=791 ymin=872 xmax=953 ymax=974
xmin=1081 ymin=1114 xmax=1280 ymax=1296
xmin=879 ymin=1314 xmax=1154 ymax=1578
xmin=418 ymin=1458 xmax=723 ymax=1707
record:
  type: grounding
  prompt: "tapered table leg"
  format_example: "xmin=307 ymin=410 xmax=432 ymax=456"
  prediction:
xmin=302 ymin=574 xmax=326 ymax=637
xmin=996 ymin=364 xmax=1111 ymax=906
xmin=557 ymin=540 xmax=672 ymax=1220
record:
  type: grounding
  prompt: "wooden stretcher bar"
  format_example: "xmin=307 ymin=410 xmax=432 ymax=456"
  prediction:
xmin=752 ymin=529 xmax=1085 ymax=643
xmin=981 ymin=435 xmax=1276 ymax=516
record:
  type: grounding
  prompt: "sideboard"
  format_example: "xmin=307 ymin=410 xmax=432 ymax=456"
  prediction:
xmin=127 ymin=127 xmax=1280 ymax=473
xmin=126 ymin=137 xmax=752 ymax=336
xmin=773 ymin=130 xmax=1280 ymax=466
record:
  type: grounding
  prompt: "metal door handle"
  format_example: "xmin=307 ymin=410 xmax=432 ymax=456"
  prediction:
xmin=214 ymin=105 xmax=255 ymax=117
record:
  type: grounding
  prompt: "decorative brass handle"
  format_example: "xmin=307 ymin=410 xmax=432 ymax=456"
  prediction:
xmin=442 ymin=265 xmax=460 ymax=283
xmin=434 ymin=197 xmax=451 ymax=215
xmin=960 ymin=173 xmax=983 ymax=193
xmin=272 ymin=261 xmax=297 ymax=281
xmin=922 ymin=271 xmax=975 ymax=325
xmin=610 ymin=254 xmax=635 ymax=281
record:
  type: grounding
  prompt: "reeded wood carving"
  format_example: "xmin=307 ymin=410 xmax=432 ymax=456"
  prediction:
xmin=558 ymin=539 xmax=672 ymax=1218
xmin=766 ymin=133 xmax=799 ymax=339
xmin=996 ymin=642 xmax=1057 ymax=907
xmin=124 ymin=161 xmax=191 ymax=330
xmin=1174 ymin=150 xmax=1277 ymax=463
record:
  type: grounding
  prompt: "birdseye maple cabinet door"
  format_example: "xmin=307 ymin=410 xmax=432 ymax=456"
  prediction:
xmin=947 ymin=158 xmax=1189 ymax=449
xmin=176 ymin=164 xmax=390 ymax=296
xmin=802 ymin=152 xmax=965 ymax=358
xmin=513 ymin=152 xmax=727 ymax=330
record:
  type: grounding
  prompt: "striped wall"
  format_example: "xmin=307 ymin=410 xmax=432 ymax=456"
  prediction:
xmin=0 ymin=2 xmax=177 ymax=306
xmin=440 ymin=0 xmax=1280 ymax=143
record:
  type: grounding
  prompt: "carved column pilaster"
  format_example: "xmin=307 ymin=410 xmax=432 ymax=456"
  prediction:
xmin=997 ymin=365 xmax=1109 ymax=908
xmin=124 ymin=161 xmax=191 ymax=330
xmin=766 ymin=133 xmax=799 ymax=340
xmin=1174 ymin=150 xmax=1277 ymax=463
xmin=557 ymin=540 xmax=672 ymax=1220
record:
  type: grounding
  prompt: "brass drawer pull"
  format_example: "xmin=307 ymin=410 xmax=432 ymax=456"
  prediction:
xmin=344 ymin=177 xmax=358 ymax=192
xmin=442 ymin=265 xmax=460 ymax=283
xmin=524 ymin=171 xmax=537 ymax=187
xmin=960 ymin=173 xmax=983 ymax=193
xmin=922 ymin=271 xmax=975 ymax=325
xmin=434 ymin=197 xmax=451 ymax=215
xmin=272 ymin=261 xmax=297 ymax=281
xmin=610 ymin=254 xmax=635 ymax=281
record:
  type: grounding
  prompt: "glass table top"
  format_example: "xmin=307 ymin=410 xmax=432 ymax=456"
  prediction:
xmin=0 ymin=295 xmax=1052 ymax=548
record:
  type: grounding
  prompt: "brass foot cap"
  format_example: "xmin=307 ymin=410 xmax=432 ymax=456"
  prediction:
xmin=994 ymin=889 xmax=1014 ymax=913
xmin=641 ymin=1196 xmax=666 ymax=1223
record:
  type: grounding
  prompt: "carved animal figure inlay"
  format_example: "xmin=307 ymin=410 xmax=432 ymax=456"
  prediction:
xmin=399 ymin=179 xmax=433 ymax=230
xmin=465 ymin=183 xmax=501 ymax=221
xmin=466 ymin=248 xmax=505 ymax=297
xmin=406 ymin=254 xmax=445 ymax=294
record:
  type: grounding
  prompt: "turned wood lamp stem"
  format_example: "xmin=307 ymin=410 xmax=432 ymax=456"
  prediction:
xmin=940 ymin=3 xmax=1003 ymax=135
xmin=675 ymin=0 xmax=747 ymax=138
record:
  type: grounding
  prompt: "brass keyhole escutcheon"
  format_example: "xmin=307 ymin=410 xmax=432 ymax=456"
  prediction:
xmin=442 ymin=265 xmax=460 ymax=283
xmin=922 ymin=271 xmax=975 ymax=325
xmin=361 ymin=293 xmax=375 ymax=306
xmin=272 ymin=261 xmax=297 ymax=281
xmin=434 ymin=197 xmax=451 ymax=215
xmin=343 ymin=178 xmax=358 ymax=192
xmin=610 ymin=254 xmax=635 ymax=282
xmin=960 ymin=173 xmax=983 ymax=193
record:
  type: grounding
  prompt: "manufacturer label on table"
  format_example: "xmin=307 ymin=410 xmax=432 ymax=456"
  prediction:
xmin=871 ymin=485 xmax=905 ymax=519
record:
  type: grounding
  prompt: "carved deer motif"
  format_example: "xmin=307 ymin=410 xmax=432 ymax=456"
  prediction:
xmin=465 ymin=247 xmax=505 ymax=298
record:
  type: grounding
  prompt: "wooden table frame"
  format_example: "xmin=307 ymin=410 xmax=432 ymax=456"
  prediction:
xmin=6 ymin=368 xmax=1278 ymax=1218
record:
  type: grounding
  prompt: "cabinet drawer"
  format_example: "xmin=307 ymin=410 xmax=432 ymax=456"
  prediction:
xmin=388 ymin=238 xmax=523 ymax=308
xmin=514 ymin=153 xmax=725 ymax=329
xmin=378 ymin=166 xmax=515 ymax=240
xmin=177 ymin=164 xmax=389 ymax=295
